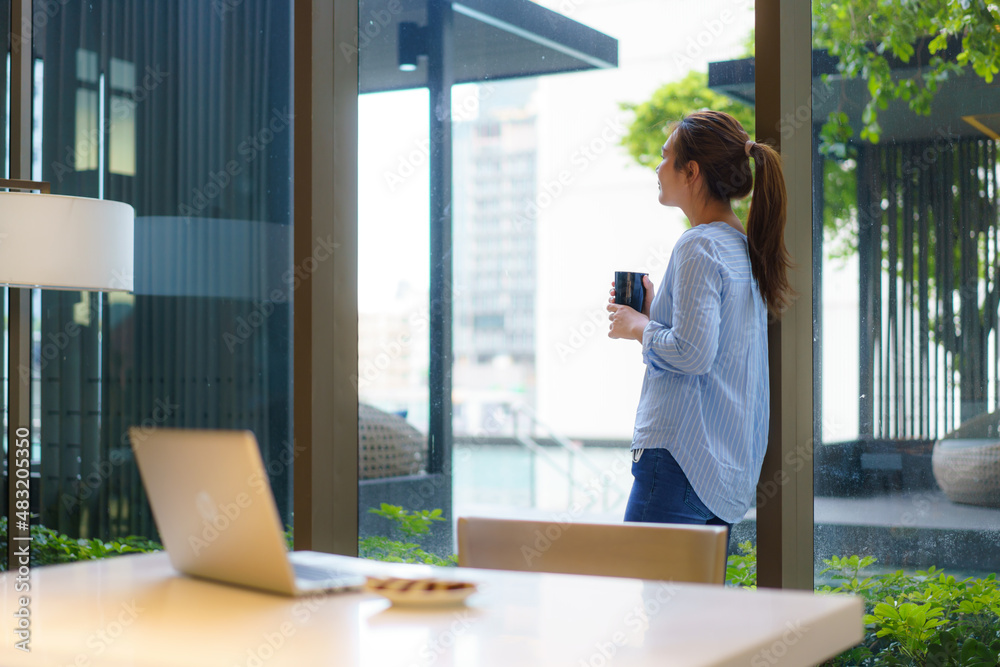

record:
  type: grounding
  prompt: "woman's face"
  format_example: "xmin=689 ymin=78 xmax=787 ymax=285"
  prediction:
xmin=655 ymin=134 xmax=687 ymax=207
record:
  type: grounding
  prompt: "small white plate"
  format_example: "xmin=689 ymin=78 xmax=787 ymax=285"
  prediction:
xmin=364 ymin=576 xmax=478 ymax=607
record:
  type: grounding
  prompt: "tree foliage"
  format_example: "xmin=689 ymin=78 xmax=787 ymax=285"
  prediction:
xmin=619 ymin=70 xmax=755 ymax=170
xmin=617 ymin=2 xmax=1000 ymax=259
xmin=621 ymin=2 xmax=1000 ymax=161
xmin=619 ymin=70 xmax=756 ymax=222
xmin=814 ymin=0 xmax=1000 ymax=148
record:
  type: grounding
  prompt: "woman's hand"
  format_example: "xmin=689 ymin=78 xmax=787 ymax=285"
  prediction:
xmin=639 ymin=274 xmax=654 ymax=316
xmin=608 ymin=276 xmax=655 ymax=342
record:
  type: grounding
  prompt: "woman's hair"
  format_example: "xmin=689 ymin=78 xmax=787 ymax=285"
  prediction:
xmin=669 ymin=110 xmax=793 ymax=319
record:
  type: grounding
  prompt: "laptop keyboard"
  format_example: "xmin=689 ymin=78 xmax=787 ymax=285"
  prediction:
xmin=292 ymin=562 xmax=361 ymax=585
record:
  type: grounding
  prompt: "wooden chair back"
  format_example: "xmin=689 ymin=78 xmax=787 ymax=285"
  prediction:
xmin=457 ymin=516 xmax=728 ymax=584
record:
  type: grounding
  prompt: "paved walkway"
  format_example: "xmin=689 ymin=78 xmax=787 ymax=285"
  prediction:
xmin=458 ymin=490 xmax=1000 ymax=532
xmin=743 ymin=489 xmax=1000 ymax=531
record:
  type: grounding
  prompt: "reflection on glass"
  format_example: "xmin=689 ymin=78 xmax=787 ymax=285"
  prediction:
xmin=24 ymin=0 xmax=293 ymax=548
xmin=813 ymin=1 xmax=1000 ymax=661
xmin=108 ymin=57 xmax=136 ymax=176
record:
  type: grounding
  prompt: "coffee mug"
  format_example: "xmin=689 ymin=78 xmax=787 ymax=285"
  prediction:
xmin=614 ymin=271 xmax=647 ymax=312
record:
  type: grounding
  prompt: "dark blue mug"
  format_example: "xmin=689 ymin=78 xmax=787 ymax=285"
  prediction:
xmin=614 ymin=271 xmax=647 ymax=312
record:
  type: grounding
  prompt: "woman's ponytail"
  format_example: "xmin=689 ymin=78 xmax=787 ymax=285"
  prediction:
xmin=746 ymin=141 xmax=793 ymax=319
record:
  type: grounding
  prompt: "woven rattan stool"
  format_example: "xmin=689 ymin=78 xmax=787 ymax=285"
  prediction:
xmin=358 ymin=403 xmax=427 ymax=480
xmin=932 ymin=439 xmax=1000 ymax=507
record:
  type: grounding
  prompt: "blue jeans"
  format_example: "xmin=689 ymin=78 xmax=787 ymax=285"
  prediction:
xmin=623 ymin=448 xmax=732 ymax=552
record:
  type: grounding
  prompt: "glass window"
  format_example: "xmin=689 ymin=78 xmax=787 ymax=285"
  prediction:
xmin=358 ymin=1 xmax=757 ymax=559
xmin=24 ymin=0 xmax=293 ymax=546
xmin=812 ymin=0 xmax=1000 ymax=599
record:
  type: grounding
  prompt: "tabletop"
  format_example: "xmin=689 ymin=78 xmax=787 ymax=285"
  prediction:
xmin=0 ymin=551 xmax=863 ymax=667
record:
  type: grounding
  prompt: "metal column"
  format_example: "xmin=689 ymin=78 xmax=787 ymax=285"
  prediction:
xmin=426 ymin=0 xmax=455 ymax=528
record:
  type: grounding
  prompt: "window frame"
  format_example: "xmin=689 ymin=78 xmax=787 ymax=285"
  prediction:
xmin=298 ymin=0 xmax=816 ymax=587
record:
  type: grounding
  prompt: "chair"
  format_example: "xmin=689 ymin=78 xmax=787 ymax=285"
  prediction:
xmin=456 ymin=516 xmax=729 ymax=585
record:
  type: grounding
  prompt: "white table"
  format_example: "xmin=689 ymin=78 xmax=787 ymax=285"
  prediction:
xmin=0 ymin=552 xmax=862 ymax=666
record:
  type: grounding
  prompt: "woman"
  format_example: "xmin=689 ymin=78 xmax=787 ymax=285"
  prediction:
xmin=607 ymin=110 xmax=792 ymax=543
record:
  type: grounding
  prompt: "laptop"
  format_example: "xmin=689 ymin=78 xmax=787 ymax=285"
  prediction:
xmin=129 ymin=427 xmax=366 ymax=596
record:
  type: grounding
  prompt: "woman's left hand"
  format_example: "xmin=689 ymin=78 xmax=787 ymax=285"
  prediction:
xmin=607 ymin=299 xmax=649 ymax=342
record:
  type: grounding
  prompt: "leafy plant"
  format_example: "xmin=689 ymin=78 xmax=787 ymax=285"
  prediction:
xmin=0 ymin=517 xmax=162 ymax=570
xmin=868 ymin=601 xmax=947 ymax=661
xmin=358 ymin=504 xmax=457 ymax=567
xmin=818 ymin=557 xmax=1000 ymax=666
xmin=725 ymin=540 xmax=758 ymax=589
xmin=723 ymin=544 xmax=1000 ymax=666
xmin=367 ymin=503 xmax=446 ymax=539
xmin=358 ymin=535 xmax=456 ymax=567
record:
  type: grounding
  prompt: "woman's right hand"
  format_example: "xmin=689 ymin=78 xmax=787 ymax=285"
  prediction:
xmin=607 ymin=301 xmax=649 ymax=342
xmin=640 ymin=275 xmax=655 ymax=316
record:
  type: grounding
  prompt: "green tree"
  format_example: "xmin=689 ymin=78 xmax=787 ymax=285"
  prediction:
xmin=618 ymin=3 xmax=1000 ymax=259
xmin=814 ymin=0 xmax=1000 ymax=149
xmin=620 ymin=70 xmax=755 ymax=170
xmin=619 ymin=70 xmax=756 ymax=223
xmin=621 ymin=3 xmax=1000 ymax=161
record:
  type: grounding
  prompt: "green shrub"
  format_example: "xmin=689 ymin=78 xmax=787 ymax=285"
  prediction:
xmin=725 ymin=540 xmax=758 ymax=589
xmin=358 ymin=503 xmax=457 ymax=567
xmin=818 ymin=556 xmax=1000 ymax=666
xmin=0 ymin=517 xmax=162 ymax=570
xmin=725 ymin=544 xmax=1000 ymax=666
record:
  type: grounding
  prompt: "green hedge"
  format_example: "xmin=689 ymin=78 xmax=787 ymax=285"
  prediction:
xmin=0 ymin=517 xmax=162 ymax=570
xmin=726 ymin=542 xmax=1000 ymax=666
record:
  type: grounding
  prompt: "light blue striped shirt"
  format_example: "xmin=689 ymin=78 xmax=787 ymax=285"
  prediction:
xmin=632 ymin=221 xmax=769 ymax=523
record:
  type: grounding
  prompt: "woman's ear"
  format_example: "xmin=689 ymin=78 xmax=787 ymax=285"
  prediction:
xmin=686 ymin=160 xmax=700 ymax=184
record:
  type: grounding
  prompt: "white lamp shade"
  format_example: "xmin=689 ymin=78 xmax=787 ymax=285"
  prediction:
xmin=0 ymin=192 xmax=134 ymax=292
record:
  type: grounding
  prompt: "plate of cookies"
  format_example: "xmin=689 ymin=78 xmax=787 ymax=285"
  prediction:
xmin=364 ymin=576 xmax=478 ymax=607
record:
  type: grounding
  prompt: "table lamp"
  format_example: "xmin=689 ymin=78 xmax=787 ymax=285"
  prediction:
xmin=0 ymin=178 xmax=134 ymax=570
